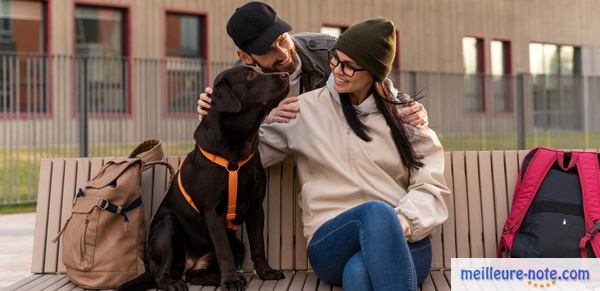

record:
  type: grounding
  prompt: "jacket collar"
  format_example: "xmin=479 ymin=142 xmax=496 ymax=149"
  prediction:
xmin=326 ymin=74 xmax=378 ymax=116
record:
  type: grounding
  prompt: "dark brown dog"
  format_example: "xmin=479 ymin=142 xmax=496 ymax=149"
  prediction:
xmin=118 ymin=65 xmax=289 ymax=291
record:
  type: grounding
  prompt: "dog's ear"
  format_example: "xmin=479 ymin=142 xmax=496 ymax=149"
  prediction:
xmin=212 ymin=77 xmax=242 ymax=113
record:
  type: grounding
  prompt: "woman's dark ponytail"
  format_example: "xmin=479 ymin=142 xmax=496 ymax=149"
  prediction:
xmin=338 ymin=87 xmax=423 ymax=170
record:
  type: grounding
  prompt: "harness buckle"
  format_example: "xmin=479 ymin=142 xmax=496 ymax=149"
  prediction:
xmin=227 ymin=162 xmax=239 ymax=171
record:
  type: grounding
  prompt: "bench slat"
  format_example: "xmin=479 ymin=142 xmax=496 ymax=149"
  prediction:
xmin=30 ymin=274 xmax=68 ymax=290
xmin=287 ymin=271 xmax=307 ymax=290
xmin=466 ymin=152 xmax=484 ymax=258
xmin=420 ymin=274 xmax=436 ymax=291
xmin=451 ymin=152 xmax=469 ymax=258
xmin=5 ymin=274 xmax=42 ymax=290
xmin=518 ymin=150 xmax=529 ymax=169
xmin=45 ymin=275 xmax=71 ymax=290
xmin=430 ymin=271 xmax=450 ymax=291
xmin=478 ymin=151 xmax=498 ymax=258
xmin=89 ymin=158 xmax=104 ymax=179
xmin=491 ymin=151 xmax=509 ymax=241
xmin=267 ymin=163 xmax=283 ymax=269
xmin=140 ymin=164 xmax=155 ymax=230
xmin=44 ymin=159 xmax=66 ymax=273
xmin=32 ymin=160 xmax=52 ymax=273
xmin=13 ymin=273 xmax=54 ymax=290
xmin=57 ymin=159 xmax=78 ymax=273
xmin=441 ymin=152 xmax=455 ymax=269
xmin=294 ymin=174 xmax=308 ymax=270
xmin=280 ymin=159 xmax=295 ymax=270
xmin=258 ymin=278 xmax=277 ymax=291
xmin=75 ymin=159 xmax=91 ymax=197
xmin=245 ymin=274 xmax=263 ymax=290
xmin=272 ymin=271 xmax=294 ymax=291
xmin=151 ymin=158 xmax=168 ymax=215
xmin=303 ymin=272 xmax=319 ymax=291
xmin=504 ymin=151 xmax=519 ymax=208
xmin=317 ymin=280 xmax=332 ymax=291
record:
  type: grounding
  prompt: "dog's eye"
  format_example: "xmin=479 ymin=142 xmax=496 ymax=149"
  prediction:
xmin=247 ymin=71 xmax=255 ymax=80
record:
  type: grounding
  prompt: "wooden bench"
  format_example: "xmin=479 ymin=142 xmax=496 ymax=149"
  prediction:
xmin=6 ymin=150 xmax=534 ymax=291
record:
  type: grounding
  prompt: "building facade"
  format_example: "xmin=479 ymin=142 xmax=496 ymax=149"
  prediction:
xmin=1 ymin=0 xmax=600 ymax=148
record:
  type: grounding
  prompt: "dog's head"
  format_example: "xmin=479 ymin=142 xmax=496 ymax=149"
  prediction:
xmin=197 ymin=65 xmax=289 ymax=143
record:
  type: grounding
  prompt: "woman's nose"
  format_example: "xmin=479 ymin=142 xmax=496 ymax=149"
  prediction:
xmin=332 ymin=63 xmax=344 ymax=75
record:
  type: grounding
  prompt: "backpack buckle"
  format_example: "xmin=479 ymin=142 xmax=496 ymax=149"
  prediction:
xmin=97 ymin=198 xmax=110 ymax=210
xmin=586 ymin=220 xmax=600 ymax=237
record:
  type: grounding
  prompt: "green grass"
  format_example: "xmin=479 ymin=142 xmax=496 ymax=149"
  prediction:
xmin=0 ymin=202 xmax=37 ymax=214
xmin=439 ymin=131 xmax=600 ymax=151
xmin=1 ymin=133 xmax=599 ymax=206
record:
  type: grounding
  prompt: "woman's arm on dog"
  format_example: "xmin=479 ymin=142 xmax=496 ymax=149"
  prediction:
xmin=197 ymin=87 xmax=299 ymax=124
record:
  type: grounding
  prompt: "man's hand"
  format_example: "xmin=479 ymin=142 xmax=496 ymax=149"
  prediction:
xmin=399 ymin=101 xmax=428 ymax=128
xmin=197 ymin=87 xmax=212 ymax=117
xmin=263 ymin=96 xmax=300 ymax=124
xmin=375 ymin=79 xmax=428 ymax=128
xmin=197 ymin=88 xmax=300 ymax=124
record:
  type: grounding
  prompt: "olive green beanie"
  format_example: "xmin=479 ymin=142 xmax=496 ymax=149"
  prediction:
xmin=333 ymin=17 xmax=396 ymax=81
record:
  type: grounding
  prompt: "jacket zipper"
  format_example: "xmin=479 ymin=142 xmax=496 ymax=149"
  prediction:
xmin=346 ymin=125 xmax=357 ymax=178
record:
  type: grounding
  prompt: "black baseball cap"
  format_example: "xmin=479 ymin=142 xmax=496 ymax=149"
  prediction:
xmin=226 ymin=2 xmax=292 ymax=55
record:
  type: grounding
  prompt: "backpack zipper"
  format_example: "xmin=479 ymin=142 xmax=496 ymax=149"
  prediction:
xmin=81 ymin=217 xmax=90 ymax=263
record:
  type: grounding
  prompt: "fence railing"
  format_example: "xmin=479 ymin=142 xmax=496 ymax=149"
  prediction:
xmin=1 ymin=53 xmax=599 ymax=205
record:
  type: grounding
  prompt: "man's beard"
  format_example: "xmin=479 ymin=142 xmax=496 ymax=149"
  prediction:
xmin=253 ymin=48 xmax=298 ymax=74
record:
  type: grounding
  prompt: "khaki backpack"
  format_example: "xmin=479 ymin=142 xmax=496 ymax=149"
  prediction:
xmin=53 ymin=139 xmax=174 ymax=289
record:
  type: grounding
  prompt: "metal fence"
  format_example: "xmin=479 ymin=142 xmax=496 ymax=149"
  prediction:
xmin=1 ymin=53 xmax=599 ymax=205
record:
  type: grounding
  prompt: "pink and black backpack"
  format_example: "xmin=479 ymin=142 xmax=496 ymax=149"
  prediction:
xmin=498 ymin=147 xmax=600 ymax=258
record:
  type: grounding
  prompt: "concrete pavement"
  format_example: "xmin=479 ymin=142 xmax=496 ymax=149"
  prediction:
xmin=0 ymin=212 xmax=35 ymax=288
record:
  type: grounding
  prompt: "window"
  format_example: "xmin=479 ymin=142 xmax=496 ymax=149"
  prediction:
xmin=463 ymin=37 xmax=484 ymax=112
xmin=530 ymin=43 xmax=582 ymax=130
xmin=320 ymin=25 xmax=348 ymax=38
xmin=490 ymin=40 xmax=511 ymax=112
xmin=75 ymin=5 xmax=128 ymax=114
xmin=166 ymin=12 xmax=207 ymax=114
xmin=0 ymin=0 xmax=47 ymax=114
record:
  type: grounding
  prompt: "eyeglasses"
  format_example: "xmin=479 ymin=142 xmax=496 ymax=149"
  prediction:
xmin=328 ymin=50 xmax=367 ymax=77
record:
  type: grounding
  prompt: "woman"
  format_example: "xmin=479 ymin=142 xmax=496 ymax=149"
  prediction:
xmin=259 ymin=17 xmax=449 ymax=290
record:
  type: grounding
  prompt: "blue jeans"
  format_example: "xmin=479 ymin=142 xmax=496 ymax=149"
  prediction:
xmin=307 ymin=201 xmax=432 ymax=291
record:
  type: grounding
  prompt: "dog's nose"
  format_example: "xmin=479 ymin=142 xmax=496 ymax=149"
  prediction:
xmin=279 ymin=72 xmax=289 ymax=79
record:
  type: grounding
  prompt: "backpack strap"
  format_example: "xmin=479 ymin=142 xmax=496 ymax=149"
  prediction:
xmin=577 ymin=152 xmax=600 ymax=257
xmin=97 ymin=196 xmax=143 ymax=232
xmin=498 ymin=148 xmax=557 ymax=257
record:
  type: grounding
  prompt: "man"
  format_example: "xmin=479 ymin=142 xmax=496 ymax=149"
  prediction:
xmin=198 ymin=1 xmax=428 ymax=126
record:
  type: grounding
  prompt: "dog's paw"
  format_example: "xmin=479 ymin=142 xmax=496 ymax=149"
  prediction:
xmin=186 ymin=270 xmax=220 ymax=286
xmin=220 ymin=274 xmax=247 ymax=291
xmin=257 ymin=268 xmax=285 ymax=280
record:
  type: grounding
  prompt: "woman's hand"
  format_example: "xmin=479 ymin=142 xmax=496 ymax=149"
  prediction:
xmin=399 ymin=214 xmax=412 ymax=237
xmin=375 ymin=80 xmax=429 ymax=128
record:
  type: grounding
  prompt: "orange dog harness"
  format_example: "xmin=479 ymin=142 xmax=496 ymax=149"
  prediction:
xmin=178 ymin=148 xmax=254 ymax=230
